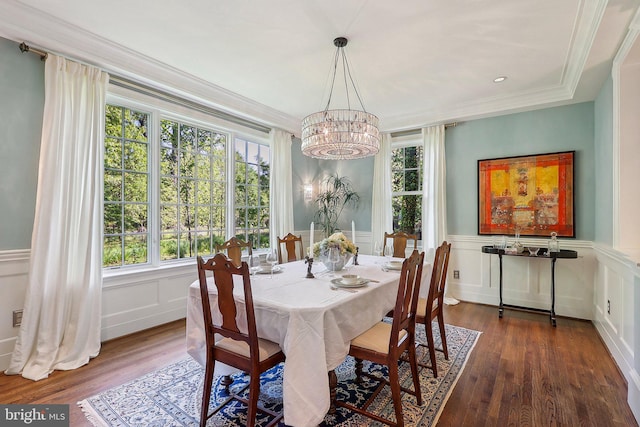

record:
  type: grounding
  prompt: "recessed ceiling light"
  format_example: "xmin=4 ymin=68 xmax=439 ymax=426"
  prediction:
xmin=493 ymin=76 xmax=507 ymax=83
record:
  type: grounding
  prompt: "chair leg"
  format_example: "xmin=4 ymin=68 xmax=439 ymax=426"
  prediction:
xmin=200 ymin=360 xmax=215 ymax=427
xmin=387 ymin=359 xmax=404 ymax=427
xmin=220 ymin=374 xmax=233 ymax=394
xmin=425 ymin=319 xmax=438 ymax=378
xmin=246 ymin=372 xmax=261 ymax=427
xmin=407 ymin=345 xmax=422 ymax=406
xmin=354 ymin=358 xmax=363 ymax=384
xmin=437 ymin=311 xmax=449 ymax=360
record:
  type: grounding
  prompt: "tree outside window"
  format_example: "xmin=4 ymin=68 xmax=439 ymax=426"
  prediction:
xmin=391 ymin=145 xmax=423 ymax=239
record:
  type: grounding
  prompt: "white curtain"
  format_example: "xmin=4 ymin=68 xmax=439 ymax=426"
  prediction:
xmin=5 ymin=55 xmax=108 ymax=380
xmin=371 ymin=133 xmax=393 ymax=252
xmin=422 ymin=124 xmax=458 ymax=305
xmin=269 ymin=129 xmax=294 ymax=248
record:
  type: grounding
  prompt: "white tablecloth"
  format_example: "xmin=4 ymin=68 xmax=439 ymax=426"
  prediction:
xmin=186 ymin=254 xmax=427 ymax=427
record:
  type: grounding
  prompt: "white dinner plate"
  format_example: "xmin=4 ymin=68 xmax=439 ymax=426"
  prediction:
xmin=384 ymin=262 xmax=403 ymax=271
xmin=256 ymin=265 xmax=283 ymax=274
xmin=331 ymin=277 xmax=369 ymax=288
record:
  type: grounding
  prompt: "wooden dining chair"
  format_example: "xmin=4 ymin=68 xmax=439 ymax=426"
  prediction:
xmin=215 ymin=236 xmax=252 ymax=267
xmin=415 ymin=241 xmax=452 ymax=378
xmin=383 ymin=231 xmax=418 ymax=258
xmin=197 ymin=254 xmax=285 ymax=427
xmin=336 ymin=250 xmax=425 ymax=427
xmin=277 ymin=233 xmax=304 ymax=264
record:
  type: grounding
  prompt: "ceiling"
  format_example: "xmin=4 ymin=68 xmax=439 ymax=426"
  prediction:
xmin=0 ymin=0 xmax=638 ymax=134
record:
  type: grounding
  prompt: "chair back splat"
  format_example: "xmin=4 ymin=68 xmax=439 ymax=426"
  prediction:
xmin=277 ymin=233 xmax=304 ymax=264
xmin=383 ymin=231 xmax=418 ymax=258
xmin=197 ymin=253 xmax=285 ymax=427
xmin=215 ymin=236 xmax=252 ymax=267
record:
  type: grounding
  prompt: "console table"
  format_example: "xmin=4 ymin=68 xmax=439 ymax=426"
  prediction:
xmin=481 ymin=246 xmax=578 ymax=326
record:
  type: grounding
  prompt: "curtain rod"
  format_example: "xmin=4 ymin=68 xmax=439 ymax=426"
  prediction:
xmin=19 ymin=42 xmax=47 ymax=60
xmin=390 ymin=122 xmax=458 ymax=138
xmin=18 ymin=42 xmax=272 ymax=134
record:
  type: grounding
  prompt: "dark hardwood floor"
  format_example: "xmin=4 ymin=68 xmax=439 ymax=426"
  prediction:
xmin=0 ymin=303 xmax=636 ymax=426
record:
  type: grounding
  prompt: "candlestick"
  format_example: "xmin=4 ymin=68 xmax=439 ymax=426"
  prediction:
xmin=351 ymin=220 xmax=356 ymax=246
xmin=309 ymin=222 xmax=314 ymax=257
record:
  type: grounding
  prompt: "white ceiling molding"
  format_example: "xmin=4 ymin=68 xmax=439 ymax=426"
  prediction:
xmin=0 ymin=0 xmax=635 ymax=134
xmin=0 ymin=0 xmax=301 ymax=134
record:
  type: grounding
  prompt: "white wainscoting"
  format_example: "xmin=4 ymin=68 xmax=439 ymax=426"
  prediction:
xmin=0 ymin=250 xmax=30 ymax=371
xmin=0 ymin=250 xmax=198 ymax=372
xmin=591 ymin=244 xmax=640 ymax=420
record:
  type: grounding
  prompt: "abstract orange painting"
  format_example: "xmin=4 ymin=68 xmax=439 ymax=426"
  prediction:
xmin=478 ymin=151 xmax=574 ymax=237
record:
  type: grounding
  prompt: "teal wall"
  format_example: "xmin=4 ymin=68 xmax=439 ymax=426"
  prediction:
xmin=291 ymin=138 xmax=374 ymax=235
xmin=594 ymin=75 xmax=614 ymax=245
xmin=444 ymin=102 xmax=595 ymax=239
xmin=0 ymin=33 xmax=599 ymax=247
xmin=0 ymin=37 xmax=44 ymax=250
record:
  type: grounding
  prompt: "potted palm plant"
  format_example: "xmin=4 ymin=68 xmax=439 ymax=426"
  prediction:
xmin=314 ymin=173 xmax=360 ymax=237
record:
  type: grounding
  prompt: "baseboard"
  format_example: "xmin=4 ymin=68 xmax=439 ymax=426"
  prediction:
xmin=629 ymin=369 xmax=640 ymax=422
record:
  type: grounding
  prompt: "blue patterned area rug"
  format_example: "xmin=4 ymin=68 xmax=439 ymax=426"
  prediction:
xmin=79 ymin=323 xmax=480 ymax=426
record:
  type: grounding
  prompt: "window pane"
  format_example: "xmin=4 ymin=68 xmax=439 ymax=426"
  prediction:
xmin=124 ymin=204 xmax=147 ymax=234
xmin=105 ymin=138 xmax=122 ymax=169
xmin=124 ymin=235 xmax=147 ymax=265
xmin=124 ymin=110 xmax=148 ymax=142
xmin=160 ymin=233 xmax=178 ymax=260
xmin=103 ymin=236 xmax=122 ymax=267
xmin=124 ymin=172 xmax=148 ymax=202
xmin=160 ymin=176 xmax=178 ymax=203
xmin=161 ymin=205 xmax=178 ymax=232
xmin=405 ymin=170 xmax=420 ymax=192
xmin=104 ymin=171 xmax=122 ymax=202
xmin=104 ymin=204 xmax=122 ymax=234
xmin=124 ymin=141 xmax=148 ymax=171
xmin=392 ymin=194 xmax=423 ymax=237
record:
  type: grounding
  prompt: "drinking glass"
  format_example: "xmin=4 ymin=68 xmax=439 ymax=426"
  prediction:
xmin=373 ymin=241 xmax=382 ymax=257
xmin=328 ymin=247 xmax=340 ymax=276
xmin=249 ymin=254 xmax=261 ymax=276
xmin=384 ymin=244 xmax=394 ymax=265
xmin=265 ymin=249 xmax=278 ymax=279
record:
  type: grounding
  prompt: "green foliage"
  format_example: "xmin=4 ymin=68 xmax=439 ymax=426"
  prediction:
xmin=314 ymin=174 xmax=360 ymax=237
xmin=391 ymin=146 xmax=423 ymax=235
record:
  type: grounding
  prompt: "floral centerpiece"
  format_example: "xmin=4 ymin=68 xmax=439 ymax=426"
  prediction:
xmin=312 ymin=232 xmax=357 ymax=271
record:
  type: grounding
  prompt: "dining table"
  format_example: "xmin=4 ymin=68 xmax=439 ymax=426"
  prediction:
xmin=186 ymin=253 xmax=430 ymax=427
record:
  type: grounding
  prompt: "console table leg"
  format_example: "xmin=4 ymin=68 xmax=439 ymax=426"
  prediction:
xmin=498 ymin=253 xmax=504 ymax=319
xmin=551 ymin=257 xmax=557 ymax=327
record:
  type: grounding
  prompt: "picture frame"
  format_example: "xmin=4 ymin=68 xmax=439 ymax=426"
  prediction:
xmin=478 ymin=151 xmax=575 ymax=237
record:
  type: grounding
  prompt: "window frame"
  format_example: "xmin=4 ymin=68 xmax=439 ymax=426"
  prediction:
xmin=103 ymin=88 xmax=270 ymax=274
xmin=390 ymin=135 xmax=424 ymax=240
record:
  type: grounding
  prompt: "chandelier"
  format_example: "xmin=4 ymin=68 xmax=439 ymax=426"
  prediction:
xmin=301 ymin=37 xmax=380 ymax=160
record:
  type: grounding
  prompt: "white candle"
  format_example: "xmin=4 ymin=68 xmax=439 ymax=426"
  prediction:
xmin=352 ymin=220 xmax=356 ymax=246
xmin=309 ymin=222 xmax=314 ymax=257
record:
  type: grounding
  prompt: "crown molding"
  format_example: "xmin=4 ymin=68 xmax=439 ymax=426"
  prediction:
xmin=0 ymin=0 xmax=609 ymax=135
xmin=383 ymin=0 xmax=608 ymax=131
xmin=0 ymin=0 xmax=300 ymax=134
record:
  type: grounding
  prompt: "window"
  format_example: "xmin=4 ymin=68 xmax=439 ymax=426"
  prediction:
xmin=159 ymin=120 xmax=227 ymax=261
xmin=103 ymin=100 xmax=270 ymax=269
xmin=391 ymin=145 xmax=423 ymax=239
xmin=104 ymin=105 xmax=150 ymax=267
xmin=234 ymin=137 xmax=270 ymax=249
